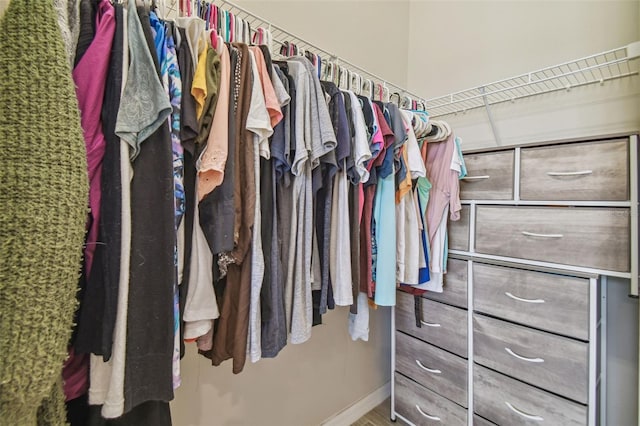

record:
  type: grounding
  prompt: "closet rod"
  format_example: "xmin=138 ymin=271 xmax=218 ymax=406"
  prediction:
xmin=425 ymin=41 xmax=640 ymax=118
xmin=208 ymin=0 xmax=427 ymax=107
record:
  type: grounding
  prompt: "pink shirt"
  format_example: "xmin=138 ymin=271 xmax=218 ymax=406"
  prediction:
xmin=425 ymin=134 xmax=461 ymax=243
xmin=248 ymin=46 xmax=283 ymax=129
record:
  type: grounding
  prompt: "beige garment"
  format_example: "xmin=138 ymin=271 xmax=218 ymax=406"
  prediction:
xmin=183 ymin=189 xmax=219 ymax=340
xmin=329 ymin=166 xmax=353 ymax=306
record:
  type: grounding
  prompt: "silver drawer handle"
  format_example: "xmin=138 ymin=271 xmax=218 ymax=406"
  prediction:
xmin=462 ymin=175 xmax=490 ymax=181
xmin=546 ymin=169 xmax=592 ymax=176
xmin=415 ymin=404 xmax=441 ymax=421
xmin=505 ymin=401 xmax=544 ymax=422
xmin=415 ymin=360 xmax=442 ymax=374
xmin=505 ymin=347 xmax=545 ymax=363
xmin=420 ymin=320 xmax=441 ymax=328
xmin=505 ymin=292 xmax=545 ymax=304
xmin=521 ymin=231 xmax=564 ymax=238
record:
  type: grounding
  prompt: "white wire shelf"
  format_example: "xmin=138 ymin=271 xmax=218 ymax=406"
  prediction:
xmin=425 ymin=42 xmax=640 ymax=118
xmin=213 ymin=0 xmax=427 ymax=106
xmin=161 ymin=0 xmax=427 ymax=107
xmin=160 ymin=2 xmax=639 ymax=117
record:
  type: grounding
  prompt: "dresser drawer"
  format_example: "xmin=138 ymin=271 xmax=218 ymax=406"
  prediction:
xmin=394 ymin=373 xmax=467 ymax=426
xmin=396 ymin=291 xmax=468 ymax=358
xmin=424 ymin=258 xmax=467 ymax=308
xmin=448 ymin=205 xmax=470 ymax=251
xmin=474 ymin=364 xmax=587 ymax=426
xmin=473 ymin=414 xmax=498 ymax=426
xmin=475 ymin=205 xmax=630 ymax=272
xmin=520 ymin=139 xmax=629 ymax=201
xmin=473 ymin=263 xmax=589 ymax=340
xmin=473 ymin=314 xmax=588 ymax=404
xmin=396 ymin=332 xmax=468 ymax=407
xmin=460 ymin=150 xmax=514 ymax=200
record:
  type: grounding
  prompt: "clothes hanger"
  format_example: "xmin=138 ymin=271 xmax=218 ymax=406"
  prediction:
xmin=351 ymin=72 xmax=362 ymax=95
xmin=400 ymin=94 xmax=413 ymax=110
xmin=375 ymin=83 xmax=387 ymax=102
xmin=316 ymin=54 xmax=322 ymax=80
xmin=324 ymin=60 xmax=334 ymax=83
xmin=362 ymin=79 xmax=373 ymax=100
xmin=390 ymin=92 xmax=401 ymax=107
xmin=322 ymin=61 xmax=329 ymax=81
xmin=265 ymin=25 xmax=272 ymax=50
xmin=210 ymin=27 xmax=218 ymax=49
xmin=345 ymin=70 xmax=353 ymax=91
xmin=383 ymin=83 xmax=390 ymax=103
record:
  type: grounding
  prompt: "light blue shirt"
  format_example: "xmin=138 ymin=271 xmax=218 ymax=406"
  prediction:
xmin=373 ymin=171 xmax=397 ymax=306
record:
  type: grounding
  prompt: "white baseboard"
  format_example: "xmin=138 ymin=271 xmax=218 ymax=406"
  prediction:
xmin=321 ymin=381 xmax=391 ymax=426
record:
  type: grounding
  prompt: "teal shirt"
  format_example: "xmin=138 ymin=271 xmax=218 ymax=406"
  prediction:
xmin=373 ymin=171 xmax=397 ymax=306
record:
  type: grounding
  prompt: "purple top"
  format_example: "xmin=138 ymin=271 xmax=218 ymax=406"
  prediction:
xmin=72 ymin=0 xmax=115 ymax=278
xmin=65 ymin=0 xmax=115 ymax=402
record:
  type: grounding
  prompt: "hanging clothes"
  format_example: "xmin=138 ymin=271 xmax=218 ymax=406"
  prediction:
xmin=57 ymin=2 xmax=467 ymax=421
xmin=85 ymin=1 xmax=126 ymax=417
xmin=261 ymin=63 xmax=291 ymax=358
xmin=68 ymin=0 xmax=116 ymax=405
xmin=207 ymin=42 xmax=255 ymax=374
xmin=119 ymin=1 xmax=175 ymax=414
xmin=420 ymin=133 xmax=462 ymax=292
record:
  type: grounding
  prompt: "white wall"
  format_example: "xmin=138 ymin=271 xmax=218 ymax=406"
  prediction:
xmin=172 ymin=306 xmax=391 ymax=426
xmin=237 ymin=0 xmax=411 ymax=88
xmin=408 ymin=0 xmax=640 ymax=150
xmin=408 ymin=0 xmax=639 ymax=98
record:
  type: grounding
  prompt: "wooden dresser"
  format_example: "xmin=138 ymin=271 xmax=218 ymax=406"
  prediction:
xmin=391 ymin=136 xmax=639 ymax=425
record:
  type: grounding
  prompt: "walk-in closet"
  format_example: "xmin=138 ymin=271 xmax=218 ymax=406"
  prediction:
xmin=0 ymin=1 xmax=638 ymax=425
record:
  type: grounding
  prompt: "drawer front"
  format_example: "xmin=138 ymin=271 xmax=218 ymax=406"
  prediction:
xmin=475 ymin=205 xmax=630 ymax=272
xmin=448 ymin=205 xmax=470 ymax=251
xmin=473 ymin=414 xmax=497 ymax=426
xmin=473 ymin=263 xmax=589 ymax=340
xmin=394 ymin=373 xmax=467 ymax=426
xmin=520 ymin=139 xmax=629 ymax=201
xmin=424 ymin=258 xmax=467 ymax=308
xmin=396 ymin=291 xmax=468 ymax=358
xmin=474 ymin=365 xmax=587 ymax=426
xmin=395 ymin=332 xmax=468 ymax=407
xmin=460 ymin=150 xmax=514 ymax=200
xmin=473 ymin=314 xmax=588 ymax=404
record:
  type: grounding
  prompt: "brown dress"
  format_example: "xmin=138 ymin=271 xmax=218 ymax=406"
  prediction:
xmin=208 ymin=42 xmax=256 ymax=374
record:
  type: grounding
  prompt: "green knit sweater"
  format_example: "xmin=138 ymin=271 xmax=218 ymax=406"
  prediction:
xmin=0 ymin=1 xmax=89 ymax=425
